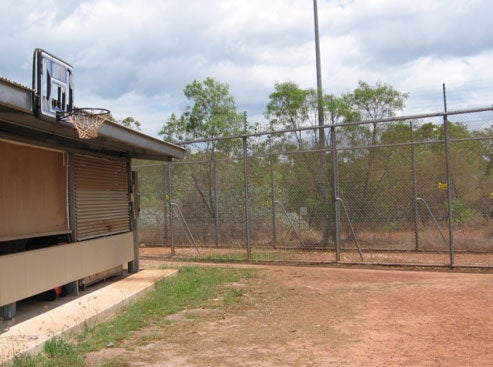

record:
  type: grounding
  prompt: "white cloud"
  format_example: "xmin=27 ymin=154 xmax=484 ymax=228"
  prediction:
xmin=1 ymin=0 xmax=492 ymax=137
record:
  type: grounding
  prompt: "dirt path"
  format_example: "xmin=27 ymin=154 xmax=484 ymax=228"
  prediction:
xmin=86 ymin=261 xmax=493 ymax=366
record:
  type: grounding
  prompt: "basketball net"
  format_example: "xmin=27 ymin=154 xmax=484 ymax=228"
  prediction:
xmin=67 ymin=108 xmax=110 ymax=139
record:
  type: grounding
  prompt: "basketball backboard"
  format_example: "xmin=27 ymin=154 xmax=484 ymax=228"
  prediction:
xmin=32 ymin=48 xmax=73 ymax=118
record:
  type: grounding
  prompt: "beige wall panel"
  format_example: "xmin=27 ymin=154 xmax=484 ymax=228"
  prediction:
xmin=0 ymin=140 xmax=68 ymax=240
xmin=0 ymin=232 xmax=133 ymax=306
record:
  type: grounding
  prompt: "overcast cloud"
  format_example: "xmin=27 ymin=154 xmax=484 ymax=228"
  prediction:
xmin=1 ymin=0 xmax=492 ymax=137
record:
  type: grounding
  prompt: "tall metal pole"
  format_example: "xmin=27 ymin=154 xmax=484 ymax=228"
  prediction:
xmin=442 ymin=84 xmax=455 ymax=267
xmin=313 ymin=0 xmax=325 ymax=146
xmin=314 ymin=0 xmax=333 ymax=248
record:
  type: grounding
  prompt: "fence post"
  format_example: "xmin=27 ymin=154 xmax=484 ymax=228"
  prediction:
xmin=411 ymin=121 xmax=420 ymax=251
xmin=168 ymin=161 xmax=175 ymax=256
xmin=243 ymin=113 xmax=252 ymax=261
xmin=213 ymin=157 xmax=220 ymax=247
xmin=331 ymin=126 xmax=341 ymax=261
xmin=442 ymin=84 xmax=455 ymax=267
xmin=162 ymin=164 xmax=168 ymax=245
xmin=269 ymin=138 xmax=277 ymax=248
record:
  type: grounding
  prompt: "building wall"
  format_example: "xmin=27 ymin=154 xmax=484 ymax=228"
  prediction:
xmin=0 ymin=140 xmax=69 ymax=241
xmin=0 ymin=232 xmax=134 ymax=307
xmin=0 ymin=138 xmax=136 ymax=308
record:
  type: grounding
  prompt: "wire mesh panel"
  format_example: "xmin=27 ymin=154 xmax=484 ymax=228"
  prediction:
xmin=171 ymin=159 xmax=215 ymax=248
xmin=136 ymin=108 xmax=493 ymax=267
xmin=133 ymin=160 xmax=167 ymax=246
xmin=215 ymin=157 xmax=248 ymax=249
xmin=447 ymin=111 xmax=493 ymax=266
xmin=337 ymin=121 xmax=417 ymax=263
xmin=249 ymin=149 xmax=335 ymax=263
xmin=413 ymin=120 xmax=450 ymax=256
xmin=414 ymin=120 xmax=450 ymax=260
xmin=246 ymin=154 xmax=272 ymax=247
xmin=349 ymin=151 xmax=413 ymax=241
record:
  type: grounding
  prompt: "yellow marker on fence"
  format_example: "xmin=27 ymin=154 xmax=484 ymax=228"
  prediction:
xmin=438 ymin=182 xmax=448 ymax=190
xmin=490 ymin=192 xmax=493 ymax=199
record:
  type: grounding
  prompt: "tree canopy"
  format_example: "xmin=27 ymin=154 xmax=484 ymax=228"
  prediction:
xmin=107 ymin=115 xmax=142 ymax=131
xmin=159 ymin=77 xmax=244 ymax=149
xmin=138 ymin=77 xmax=493 ymax=249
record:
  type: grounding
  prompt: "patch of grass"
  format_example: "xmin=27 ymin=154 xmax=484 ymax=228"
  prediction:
xmin=221 ymin=287 xmax=246 ymax=306
xmin=98 ymin=359 xmax=129 ymax=367
xmin=10 ymin=337 xmax=83 ymax=367
xmin=8 ymin=266 xmax=255 ymax=367
xmin=179 ymin=250 xmax=296 ymax=263
xmin=10 ymin=354 xmax=37 ymax=367
xmin=44 ymin=336 xmax=79 ymax=359
xmin=78 ymin=266 xmax=254 ymax=353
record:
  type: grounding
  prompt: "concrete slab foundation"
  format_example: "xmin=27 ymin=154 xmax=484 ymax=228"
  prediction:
xmin=0 ymin=268 xmax=178 ymax=362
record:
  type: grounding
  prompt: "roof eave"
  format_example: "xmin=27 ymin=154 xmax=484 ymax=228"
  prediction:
xmin=0 ymin=77 xmax=186 ymax=161
xmin=98 ymin=122 xmax=186 ymax=160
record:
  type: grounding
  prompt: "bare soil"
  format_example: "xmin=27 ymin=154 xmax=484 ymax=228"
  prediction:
xmin=139 ymin=245 xmax=493 ymax=267
xmin=85 ymin=259 xmax=493 ymax=367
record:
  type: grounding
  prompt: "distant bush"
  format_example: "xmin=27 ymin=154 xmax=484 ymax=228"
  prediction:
xmin=139 ymin=207 xmax=163 ymax=227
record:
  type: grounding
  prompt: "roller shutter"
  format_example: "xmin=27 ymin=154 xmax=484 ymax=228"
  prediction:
xmin=73 ymin=154 xmax=130 ymax=240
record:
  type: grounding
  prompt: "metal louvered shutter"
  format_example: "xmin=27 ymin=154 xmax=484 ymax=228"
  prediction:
xmin=73 ymin=154 xmax=130 ymax=240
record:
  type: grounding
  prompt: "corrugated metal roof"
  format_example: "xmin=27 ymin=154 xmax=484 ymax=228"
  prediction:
xmin=0 ymin=77 xmax=33 ymax=113
xmin=0 ymin=76 xmax=32 ymax=91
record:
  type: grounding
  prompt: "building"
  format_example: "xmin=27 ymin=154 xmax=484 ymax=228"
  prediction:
xmin=0 ymin=50 xmax=185 ymax=319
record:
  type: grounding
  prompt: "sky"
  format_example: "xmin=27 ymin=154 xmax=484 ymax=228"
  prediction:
xmin=1 ymin=0 xmax=493 ymax=138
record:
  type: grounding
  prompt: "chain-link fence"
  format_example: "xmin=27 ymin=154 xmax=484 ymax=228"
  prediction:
xmin=135 ymin=107 xmax=493 ymax=267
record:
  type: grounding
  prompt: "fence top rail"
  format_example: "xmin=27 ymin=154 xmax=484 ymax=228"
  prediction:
xmin=133 ymin=131 xmax=493 ymax=168
xmin=178 ymin=106 xmax=493 ymax=146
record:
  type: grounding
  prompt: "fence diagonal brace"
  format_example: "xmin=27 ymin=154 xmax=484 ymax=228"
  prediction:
xmin=336 ymin=198 xmax=364 ymax=261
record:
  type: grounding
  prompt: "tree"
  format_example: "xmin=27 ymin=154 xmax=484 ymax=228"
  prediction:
xmin=159 ymin=77 xmax=244 ymax=154
xmin=324 ymin=93 xmax=360 ymax=125
xmin=348 ymin=81 xmax=408 ymax=120
xmin=106 ymin=114 xmax=142 ymax=131
xmin=119 ymin=116 xmax=142 ymax=131
xmin=264 ymin=82 xmax=358 ymax=246
xmin=342 ymin=81 xmax=409 ymax=229
xmin=265 ymin=82 xmax=315 ymax=132
xmin=264 ymin=82 xmax=319 ymax=155
xmin=413 ymin=121 xmax=488 ymax=224
xmin=344 ymin=80 xmax=408 ymax=147
xmin=159 ymin=78 xmax=244 ymax=242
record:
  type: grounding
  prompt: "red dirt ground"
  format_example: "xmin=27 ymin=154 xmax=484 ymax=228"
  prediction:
xmin=84 ymin=256 xmax=493 ymax=367
xmin=139 ymin=245 xmax=493 ymax=267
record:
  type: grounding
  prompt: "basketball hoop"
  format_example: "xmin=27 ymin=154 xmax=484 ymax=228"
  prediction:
xmin=59 ymin=108 xmax=110 ymax=139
